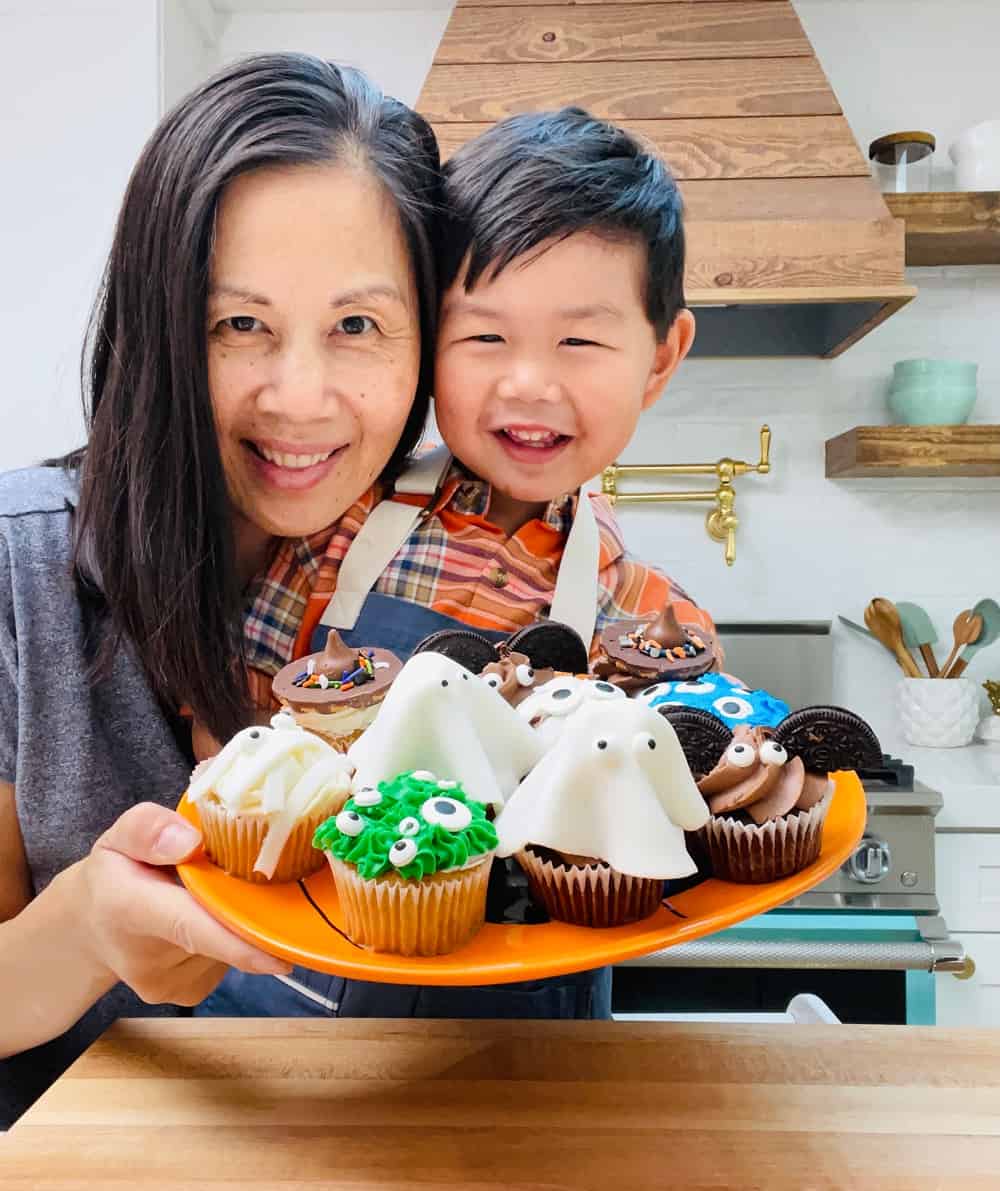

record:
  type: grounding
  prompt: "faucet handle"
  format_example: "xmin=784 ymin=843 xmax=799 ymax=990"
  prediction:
xmin=757 ymin=424 xmax=771 ymax=474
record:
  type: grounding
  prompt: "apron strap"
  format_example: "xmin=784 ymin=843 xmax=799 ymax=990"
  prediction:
xmin=320 ymin=445 xmax=453 ymax=631
xmin=547 ymin=488 xmax=601 ymax=647
xmin=321 ymin=446 xmax=602 ymax=646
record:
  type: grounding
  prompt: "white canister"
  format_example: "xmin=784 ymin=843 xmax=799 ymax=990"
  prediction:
xmin=949 ymin=119 xmax=1000 ymax=191
xmin=896 ymin=677 xmax=981 ymax=748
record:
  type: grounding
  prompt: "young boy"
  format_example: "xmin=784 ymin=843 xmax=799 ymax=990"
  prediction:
xmin=256 ymin=106 xmax=712 ymax=681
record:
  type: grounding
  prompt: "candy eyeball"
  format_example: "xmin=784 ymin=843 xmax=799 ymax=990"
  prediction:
xmin=482 ymin=673 xmax=503 ymax=690
xmin=397 ymin=816 xmax=421 ymax=837
xmin=389 ymin=838 xmax=418 ymax=867
xmin=759 ymin=740 xmax=788 ymax=767
xmin=713 ymin=695 xmax=754 ymax=722
xmin=269 ymin=709 xmax=298 ymax=731
xmin=590 ymin=680 xmax=625 ymax=701
xmin=632 ymin=732 xmax=657 ymax=754
xmin=353 ymin=786 xmax=382 ymax=808
xmin=725 ymin=741 xmax=757 ymax=768
xmin=336 ymin=810 xmax=365 ymax=837
xmin=638 ymin=682 xmax=671 ymax=704
xmin=676 ymin=681 xmax=715 ymax=694
xmin=420 ymin=797 xmax=473 ymax=831
xmin=411 ymin=770 xmax=436 ymax=783
xmin=515 ymin=663 xmax=535 ymax=687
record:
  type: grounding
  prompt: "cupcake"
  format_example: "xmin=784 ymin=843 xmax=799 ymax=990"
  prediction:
xmin=495 ymin=699 xmax=709 ymax=927
xmin=185 ymin=710 xmax=352 ymax=882
xmin=594 ymin=604 xmax=717 ymax=690
xmin=272 ymin=629 xmax=402 ymax=751
xmin=695 ymin=725 xmax=832 ymax=884
xmin=313 ymin=770 xmax=498 ymax=955
xmin=637 ymin=673 xmax=790 ymax=731
xmin=347 ymin=651 xmax=544 ymax=812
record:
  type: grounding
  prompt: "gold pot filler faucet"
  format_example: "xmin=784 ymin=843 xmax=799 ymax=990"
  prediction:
xmin=599 ymin=425 xmax=772 ymax=566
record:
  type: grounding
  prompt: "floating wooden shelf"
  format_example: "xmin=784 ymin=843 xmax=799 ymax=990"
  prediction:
xmin=826 ymin=425 xmax=1000 ymax=477
xmin=884 ymin=191 xmax=1000 ymax=267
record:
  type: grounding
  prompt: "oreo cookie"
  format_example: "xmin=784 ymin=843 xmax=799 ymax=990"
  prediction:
xmin=655 ymin=706 xmax=733 ymax=780
xmin=773 ymin=705 xmax=883 ymax=774
xmin=505 ymin=621 xmax=589 ymax=675
xmin=412 ymin=628 xmax=498 ymax=674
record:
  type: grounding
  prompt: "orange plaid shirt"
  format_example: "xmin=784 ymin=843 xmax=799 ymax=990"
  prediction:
xmin=243 ymin=464 xmax=716 ymax=711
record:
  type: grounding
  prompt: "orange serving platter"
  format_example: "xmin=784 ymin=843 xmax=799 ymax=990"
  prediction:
xmin=176 ymin=771 xmax=866 ymax=986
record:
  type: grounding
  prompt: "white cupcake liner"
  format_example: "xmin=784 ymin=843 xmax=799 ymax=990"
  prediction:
xmin=699 ymin=788 xmax=832 ymax=884
xmin=196 ymin=790 xmax=346 ymax=883
xmin=327 ymin=854 xmax=492 ymax=956
xmin=517 ymin=848 xmax=664 ymax=927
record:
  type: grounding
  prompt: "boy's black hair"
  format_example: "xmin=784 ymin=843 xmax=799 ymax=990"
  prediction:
xmin=440 ymin=107 xmax=685 ymax=338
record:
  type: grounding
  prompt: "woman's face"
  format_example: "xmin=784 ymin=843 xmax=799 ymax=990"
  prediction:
xmin=207 ymin=164 xmax=420 ymax=549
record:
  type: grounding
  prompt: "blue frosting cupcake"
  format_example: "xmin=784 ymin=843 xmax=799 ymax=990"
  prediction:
xmin=636 ymin=674 xmax=789 ymax=730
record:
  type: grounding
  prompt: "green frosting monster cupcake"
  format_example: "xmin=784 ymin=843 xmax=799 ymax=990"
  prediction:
xmin=313 ymin=770 xmax=498 ymax=881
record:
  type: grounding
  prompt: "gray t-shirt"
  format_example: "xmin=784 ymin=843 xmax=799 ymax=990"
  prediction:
xmin=0 ymin=467 xmax=191 ymax=1127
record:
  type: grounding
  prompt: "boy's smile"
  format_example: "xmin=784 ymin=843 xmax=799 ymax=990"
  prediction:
xmin=435 ymin=231 xmax=693 ymax=525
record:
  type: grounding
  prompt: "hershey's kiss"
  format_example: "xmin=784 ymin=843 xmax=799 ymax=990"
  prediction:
xmin=316 ymin=629 xmax=359 ymax=677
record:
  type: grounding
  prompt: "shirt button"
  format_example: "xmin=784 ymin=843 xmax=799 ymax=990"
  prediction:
xmin=490 ymin=568 xmax=508 ymax=589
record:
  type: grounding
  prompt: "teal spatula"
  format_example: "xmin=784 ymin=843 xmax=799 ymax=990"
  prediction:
xmin=896 ymin=601 xmax=940 ymax=677
xmin=945 ymin=598 xmax=1000 ymax=677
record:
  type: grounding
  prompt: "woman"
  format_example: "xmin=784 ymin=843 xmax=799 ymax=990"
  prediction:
xmin=0 ymin=52 xmax=441 ymax=1126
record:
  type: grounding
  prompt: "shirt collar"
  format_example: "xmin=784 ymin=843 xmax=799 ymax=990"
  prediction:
xmin=431 ymin=461 xmax=578 ymax=537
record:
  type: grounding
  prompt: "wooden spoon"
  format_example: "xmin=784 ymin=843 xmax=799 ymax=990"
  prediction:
xmin=940 ymin=609 xmax=984 ymax=678
xmin=864 ymin=598 xmax=923 ymax=678
xmin=945 ymin=598 xmax=1000 ymax=678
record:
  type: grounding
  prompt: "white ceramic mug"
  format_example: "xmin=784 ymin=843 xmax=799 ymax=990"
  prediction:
xmin=896 ymin=677 xmax=981 ymax=748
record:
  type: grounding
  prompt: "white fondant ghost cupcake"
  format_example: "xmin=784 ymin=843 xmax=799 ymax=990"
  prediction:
xmin=348 ymin=651 xmax=545 ymax=811
xmin=495 ymin=700 xmax=709 ymax=927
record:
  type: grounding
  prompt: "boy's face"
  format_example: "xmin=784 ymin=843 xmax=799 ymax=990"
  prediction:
xmin=435 ymin=231 xmax=694 ymax=506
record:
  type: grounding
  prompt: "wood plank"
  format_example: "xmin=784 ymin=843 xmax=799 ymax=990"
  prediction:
xmin=684 ymin=215 xmax=906 ymax=291
xmin=417 ymin=58 xmax=838 ymax=121
xmin=9 ymin=1022 xmax=1000 ymax=1188
xmin=680 ymin=176 xmax=888 ymax=221
xmin=884 ymin=190 xmax=1000 ymax=266
xmin=435 ymin=115 xmax=868 ymax=178
xmin=825 ymin=425 xmax=1000 ymax=478
xmin=437 ymin=2 xmax=809 ymax=63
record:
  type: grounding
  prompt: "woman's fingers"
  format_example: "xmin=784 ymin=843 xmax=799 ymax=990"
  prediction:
xmin=80 ymin=802 xmax=291 ymax=1004
xmin=93 ymin=801 xmax=203 ymax=866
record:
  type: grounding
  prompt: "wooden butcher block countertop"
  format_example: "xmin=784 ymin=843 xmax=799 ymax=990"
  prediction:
xmin=4 ymin=1018 xmax=1000 ymax=1189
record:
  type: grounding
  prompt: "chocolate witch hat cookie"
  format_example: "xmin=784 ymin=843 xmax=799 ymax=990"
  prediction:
xmin=595 ymin=604 xmax=717 ymax=688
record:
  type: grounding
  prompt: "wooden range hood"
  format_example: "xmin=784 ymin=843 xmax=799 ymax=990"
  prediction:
xmin=417 ymin=0 xmax=915 ymax=357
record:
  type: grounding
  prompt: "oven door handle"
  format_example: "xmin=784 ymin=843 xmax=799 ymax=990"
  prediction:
xmin=620 ymin=917 xmax=966 ymax=973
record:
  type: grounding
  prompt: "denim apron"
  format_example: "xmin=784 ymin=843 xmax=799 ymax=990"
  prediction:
xmin=196 ymin=449 xmax=611 ymax=1020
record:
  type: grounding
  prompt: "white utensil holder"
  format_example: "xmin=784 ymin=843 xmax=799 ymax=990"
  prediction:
xmin=896 ymin=677 xmax=981 ymax=748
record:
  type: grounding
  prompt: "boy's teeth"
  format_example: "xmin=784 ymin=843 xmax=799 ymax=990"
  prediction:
xmin=257 ymin=446 xmax=332 ymax=469
xmin=506 ymin=428 xmax=558 ymax=445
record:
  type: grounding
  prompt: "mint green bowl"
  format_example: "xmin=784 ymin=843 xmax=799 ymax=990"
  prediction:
xmin=887 ymin=382 xmax=978 ymax=425
xmin=893 ymin=358 xmax=978 ymax=386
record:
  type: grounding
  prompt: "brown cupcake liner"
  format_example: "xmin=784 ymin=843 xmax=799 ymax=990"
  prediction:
xmin=196 ymin=790 xmax=346 ymax=883
xmin=698 ymin=788 xmax=832 ymax=884
xmin=327 ymin=854 xmax=492 ymax=956
xmin=518 ymin=848 xmax=664 ymax=927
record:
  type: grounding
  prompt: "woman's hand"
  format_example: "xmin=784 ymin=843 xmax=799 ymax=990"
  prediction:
xmin=71 ymin=802 xmax=292 ymax=1006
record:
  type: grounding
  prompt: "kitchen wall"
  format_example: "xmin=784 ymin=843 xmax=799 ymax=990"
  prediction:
xmin=1 ymin=0 xmax=998 ymax=748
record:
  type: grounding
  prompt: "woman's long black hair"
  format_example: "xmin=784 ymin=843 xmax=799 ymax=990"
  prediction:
xmin=66 ymin=54 xmax=441 ymax=743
